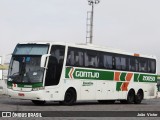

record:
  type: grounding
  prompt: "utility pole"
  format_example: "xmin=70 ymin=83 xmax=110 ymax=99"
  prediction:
xmin=86 ymin=0 xmax=100 ymax=44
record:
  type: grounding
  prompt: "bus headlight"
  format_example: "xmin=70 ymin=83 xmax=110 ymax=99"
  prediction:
xmin=32 ymin=87 xmax=45 ymax=91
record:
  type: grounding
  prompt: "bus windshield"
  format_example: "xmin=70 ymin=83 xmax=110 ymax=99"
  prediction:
xmin=8 ymin=56 xmax=44 ymax=83
xmin=13 ymin=44 xmax=49 ymax=55
xmin=8 ymin=44 xmax=49 ymax=83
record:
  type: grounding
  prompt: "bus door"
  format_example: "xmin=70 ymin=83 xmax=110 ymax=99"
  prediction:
xmin=45 ymin=45 xmax=65 ymax=87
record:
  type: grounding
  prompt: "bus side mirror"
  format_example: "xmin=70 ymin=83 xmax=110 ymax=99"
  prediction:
xmin=40 ymin=54 xmax=51 ymax=68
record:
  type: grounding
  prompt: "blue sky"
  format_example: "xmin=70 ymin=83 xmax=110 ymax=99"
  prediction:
xmin=0 ymin=0 xmax=160 ymax=72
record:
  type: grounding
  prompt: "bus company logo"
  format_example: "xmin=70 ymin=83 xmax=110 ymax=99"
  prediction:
xmin=75 ymin=71 xmax=99 ymax=79
xmin=68 ymin=67 xmax=75 ymax=79
xmin=68 ymin=68 xmax=100 ymax=79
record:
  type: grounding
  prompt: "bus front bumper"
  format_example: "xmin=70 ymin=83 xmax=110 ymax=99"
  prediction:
xmin=7 ymin=89 xmax=45 ymax=100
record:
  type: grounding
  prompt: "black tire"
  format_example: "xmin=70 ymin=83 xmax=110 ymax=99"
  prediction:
xmin=60 ymin=88 xmax=77 ymax=105
xmin=134 ymin=90 xmax=143 ymax=104
xmin=98 ymin=100 xmax=115 ymax=104
xmin=32 ymin=100 xmax=46 ymax=105
xmin=126 ymin=90 xmax=135 ymax=104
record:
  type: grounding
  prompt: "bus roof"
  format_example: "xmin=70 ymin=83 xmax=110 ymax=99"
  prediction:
xmin=17 ymin=41 xmax=156 ymax=59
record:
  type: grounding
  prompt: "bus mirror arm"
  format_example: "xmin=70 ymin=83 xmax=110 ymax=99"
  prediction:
xmin=40 ymin=54 xmax=51 ymax=68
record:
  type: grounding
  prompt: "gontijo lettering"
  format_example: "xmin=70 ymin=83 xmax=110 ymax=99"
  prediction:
xmin=75 ymin=71 xmax=99 ymax=78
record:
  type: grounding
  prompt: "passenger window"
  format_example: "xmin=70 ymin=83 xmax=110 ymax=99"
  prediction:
xmin=84 ymin=50 xmax=99 ymax=68
xmin=115 ymin=56 xmax=127 ymax=70
xmin=67 ymin=51 xmax=75 ymax=66
xmin=139 ymin=59 xmax=147 ymax=72
xmin=115 ymin=57 xmax=121 ymax=70
xmin=66 ymin=48 xmax=84 ymax=67
xmin=129 ymin=58 xmax=136 ymax=71
xmin=104 ymin=55 xmax=113 ymax=69
xmin=121 ymin=57 xmax=127 ymax=70
xmin=75 ymin=51 xmax=84 ymax=66
xmin=148 ymin=60 xmax=156 ymax=73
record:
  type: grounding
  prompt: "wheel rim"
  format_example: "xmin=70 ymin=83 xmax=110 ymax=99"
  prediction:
xmin=128 ymin=91 xmax=135 ymax=103
xmin=136 ymin=91 xmax=143 ymax=102
xmin=65 ymin=92 xmax=73 ymax=102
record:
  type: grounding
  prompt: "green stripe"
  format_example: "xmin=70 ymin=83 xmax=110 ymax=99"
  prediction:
xmin=116 ymin=82 xmax=123 ymax=91
xmin=65 ymin=67 xmax=71 ymax=78
xmin=65 ymin=67 xmax=157 ymax=83
xmin=134 ymin=74 xmax=157 ymax=83
xmin=120 ymin=73 xmax=126 ymax=81
xmin=7 ymin=82 xmax=43 ymax=88
xmin=134 ymin=74 xmax=139 ymax=82
xmin=66 ymin=67 xmax=114 ymax=80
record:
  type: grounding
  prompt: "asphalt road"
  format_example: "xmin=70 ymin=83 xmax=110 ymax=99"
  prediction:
xmin=0 ymin=95 xmax=160 ymax=120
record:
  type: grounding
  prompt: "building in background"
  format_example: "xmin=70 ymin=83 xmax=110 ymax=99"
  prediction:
xmin=0 ymin=55 xmax=10 ymax=95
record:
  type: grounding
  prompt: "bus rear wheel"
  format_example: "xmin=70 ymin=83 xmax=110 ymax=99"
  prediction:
xmin=127 ymin=90 xmax=135 ymax=104
xmin=134 ymin=90 xmax=143 ymax=104
xmin=60 ymin=88 xmax=77 ymax=105
xmin=121 ymin=90 xmax=135 ymax=104
xmin=32 ymin=100 xmax=46 ymax=105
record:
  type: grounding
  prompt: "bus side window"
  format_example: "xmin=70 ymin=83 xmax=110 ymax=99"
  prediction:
xmin=129 ymin=58 xmax=135 ymax=71
xmin=148 ymin=60 xmax=156 ymax=73
xmin=135 ymin=59 xmax=139 ymax=72
xmin=121 ymin=57 xmax=127 ymax=70
xmin=78 ymin=52 xmax=84 ymax=66
xmin=139 ymin=59 xmax=147 ymax=72
xmin=104 ymin=55 xmax=113 ymax=69
xmin=84 ymin=50 xmax=99 ymax=68
xmin=115 ymin=56 xmax=121 ymax=70
xmin=75 ymin=53 xmax=79 ymax=66
xmin=66 ymin=48 xmax=84 ymax=67
xmin=99 ymin=54 xmax=104 ymax=68
xmin=67 ymin=51 xmax=75 ymax=66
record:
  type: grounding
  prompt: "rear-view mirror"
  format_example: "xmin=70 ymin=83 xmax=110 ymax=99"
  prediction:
xmin=40 ymin=54 xmax=51 ymax=68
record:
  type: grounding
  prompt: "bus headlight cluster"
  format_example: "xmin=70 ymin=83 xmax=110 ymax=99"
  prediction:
xmin=32 ymin=87 xmax=45 ymax=91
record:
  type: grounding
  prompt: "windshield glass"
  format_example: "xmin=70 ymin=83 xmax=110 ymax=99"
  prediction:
xmin=8 ymin=56 xmax=44 ymax=83
xmin=13 ymin=44 xmax=49 ymax=55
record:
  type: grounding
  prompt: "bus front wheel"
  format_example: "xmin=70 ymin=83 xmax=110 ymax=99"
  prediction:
xmin=60 ymin=88 xmax=77 ymax=105
xmin=32 ymin=100 xmax=46 ymax=105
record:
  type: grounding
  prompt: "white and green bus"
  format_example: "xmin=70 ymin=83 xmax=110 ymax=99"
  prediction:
xmin=7 ymin=42 xmax=157 ymax=105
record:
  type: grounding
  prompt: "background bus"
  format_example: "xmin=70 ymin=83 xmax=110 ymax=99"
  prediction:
xmin=7 ymin=42 xmax=157 ymax=105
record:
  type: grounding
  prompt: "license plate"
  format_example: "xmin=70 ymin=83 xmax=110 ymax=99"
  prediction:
xmin=18 ymin=93 xmax=25 ymax=96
